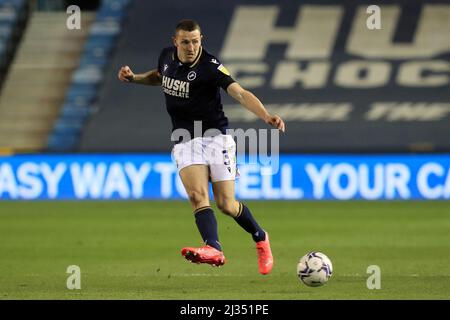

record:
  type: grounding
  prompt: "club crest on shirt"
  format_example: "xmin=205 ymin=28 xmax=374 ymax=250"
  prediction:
xmin=187 ymin=71 xmax=196 ymax=81
xmin=163 ymin=64 xmax=168 ymax=72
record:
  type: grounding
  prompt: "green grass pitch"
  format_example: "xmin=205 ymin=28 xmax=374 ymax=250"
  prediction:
xmin=0 ymin=201 xmax=449 ymax=299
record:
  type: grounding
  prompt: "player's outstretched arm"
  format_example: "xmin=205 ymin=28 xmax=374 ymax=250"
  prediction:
xmin=227 ymin=82 xmax=285 ymax=132
xmin=118 ymin=66 xmax=162 ymax=86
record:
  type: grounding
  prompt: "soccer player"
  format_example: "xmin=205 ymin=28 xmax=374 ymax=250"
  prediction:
xmin=118 ymin=19 xmax=285 ymax=275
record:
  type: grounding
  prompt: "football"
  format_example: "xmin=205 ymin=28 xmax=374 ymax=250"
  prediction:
xmin=297 ymin=252 xmax=333 ymax=287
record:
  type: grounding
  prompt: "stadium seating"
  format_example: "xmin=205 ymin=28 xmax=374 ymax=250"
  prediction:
xmin=0 ymin=0 xmax=28 ymax=87
xmin=47 ymin=0 xmax=132 ymax=151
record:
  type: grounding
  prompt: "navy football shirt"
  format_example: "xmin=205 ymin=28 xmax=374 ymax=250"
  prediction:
xmin=157 ymin=46 xmax=235 ymax=142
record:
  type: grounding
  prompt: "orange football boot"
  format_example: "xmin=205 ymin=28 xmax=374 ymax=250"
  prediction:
xmin=181 ymin=245 xmax=226 ymax=267
xmin=256 ymin=232 xmax=273 ymax=275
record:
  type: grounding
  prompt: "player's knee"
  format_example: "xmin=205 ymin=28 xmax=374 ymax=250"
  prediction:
xmin=187 ymin=190 xmax=208 ymax=207
xmin=217 ymin=200 xmax=239 ymax=217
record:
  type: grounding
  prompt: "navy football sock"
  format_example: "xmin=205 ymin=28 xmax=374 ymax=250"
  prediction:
xmin=194 ymin=207 xmax=222 ymax=251
xmin=234 ymin=203 xmax=266 ymax=242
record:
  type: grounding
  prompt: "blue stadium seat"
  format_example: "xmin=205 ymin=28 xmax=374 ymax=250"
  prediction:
xmin=47 ymin=117 xmax=84 ymax=151
xmin=47 ymin=133 xmax=79 ymax=151
xmin=98 ymin=0 xmax=130 ymax=12
xmin=84 ymin=34 xmax=117 ymax=54
xmin=89 ymin=20 xmax=121 ymax=36
xmin=60 ymin=103 xmax=92 ymax=121
xmin=96 ymin=7 xmax=126 ymax=22
xmin=72 ymin=66 xmax=104 ymax=85
xmin=65 ymin=83 xmax=99 ymax=105
xmin=0 ymin=0 xmax=26 ymax=10
xmin=0 ymin=24 xmax=12 ymax=40
xmin=0 ymin=8 xmax=18 ymax=25
xmin=102 ymin=0 xmax=131 ymax=6
xmin=78 ymin=51 xmax=109 ymax=68
xmin=52 ymin=118 xmax=84 ymax=135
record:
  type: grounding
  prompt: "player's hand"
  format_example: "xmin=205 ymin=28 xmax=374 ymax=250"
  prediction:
xmin=265 ymin=114 xmax=285 ymax=132
xmin=118 ymin=65 xmax=135 ymax=82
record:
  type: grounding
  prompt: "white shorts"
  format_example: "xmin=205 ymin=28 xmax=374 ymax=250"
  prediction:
xmin=171 ymin=134 xmax=239 ymax=182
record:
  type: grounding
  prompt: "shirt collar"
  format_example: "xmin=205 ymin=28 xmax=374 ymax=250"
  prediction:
xmin=172 ymin=46 xmax=202 ymax=68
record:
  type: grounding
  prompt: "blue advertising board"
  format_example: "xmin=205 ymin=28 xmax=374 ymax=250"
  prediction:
xmin=1 ymin=154 xmax=449 ymax=200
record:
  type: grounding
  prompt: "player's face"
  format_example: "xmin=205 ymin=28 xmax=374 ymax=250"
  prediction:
xmin=173 ymin=29 xmax=202 ymax=64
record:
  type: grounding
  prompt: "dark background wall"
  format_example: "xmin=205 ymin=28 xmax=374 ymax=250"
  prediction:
xmin=79 ymin=0 xmax=450 ymax=153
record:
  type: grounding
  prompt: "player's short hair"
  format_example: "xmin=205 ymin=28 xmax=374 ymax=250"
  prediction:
xmin=175 ymin=19 xmax=201 ymax=35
